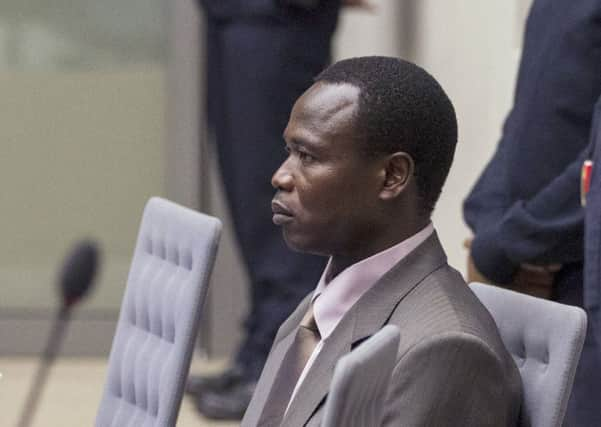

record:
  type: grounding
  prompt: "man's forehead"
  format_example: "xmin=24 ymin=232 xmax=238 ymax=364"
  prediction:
xmin=293 ymin=82 xmax=360 ymax=124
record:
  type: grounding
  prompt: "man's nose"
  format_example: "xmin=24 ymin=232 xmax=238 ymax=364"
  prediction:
xmin=271 ymin=159 xmax=293 ymax=191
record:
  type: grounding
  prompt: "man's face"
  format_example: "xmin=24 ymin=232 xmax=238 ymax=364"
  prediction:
xmin=271 ymin=82 xmax=384 ymax=257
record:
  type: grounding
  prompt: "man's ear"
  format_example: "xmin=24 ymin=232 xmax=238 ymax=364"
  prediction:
xmin=379 ymin=152 xmax=414 ymax=200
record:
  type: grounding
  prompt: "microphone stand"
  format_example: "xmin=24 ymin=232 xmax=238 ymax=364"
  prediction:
xmin=16 ymin=305 xmax=71 ymax=427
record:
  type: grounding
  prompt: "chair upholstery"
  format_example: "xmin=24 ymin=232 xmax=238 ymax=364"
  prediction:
xmin=469 ymin=282 xmax=587 ymax=427
xmin=96 ymin=197 xmax=221 ymax=427
xmin=321 ymin=325 xmax=400 ymax=427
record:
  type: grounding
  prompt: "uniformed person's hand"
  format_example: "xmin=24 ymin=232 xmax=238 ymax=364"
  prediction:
xmin=464 ymin=238 xmax=561 ymax=299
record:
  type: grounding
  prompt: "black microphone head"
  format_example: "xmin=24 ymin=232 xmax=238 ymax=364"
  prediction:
xmin=58 ymin=239 xmax=100 ymax=309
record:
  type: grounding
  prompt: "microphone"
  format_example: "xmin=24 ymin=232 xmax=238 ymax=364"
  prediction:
xmin=59 ymin=240 xmax=99 ymax=310
xmin=16 ymin=240 xmax=100 ymax=427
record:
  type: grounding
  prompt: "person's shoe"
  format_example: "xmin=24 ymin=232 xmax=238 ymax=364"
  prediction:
xmin=186 ymin=364 xmax=247 ymax=395
xmin=193 ymin=379 xmax=257 ymax=420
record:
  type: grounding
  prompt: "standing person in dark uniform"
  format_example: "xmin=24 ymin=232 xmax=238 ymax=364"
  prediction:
xmin=584 ymin=98 xmax=601 ymax=367
xmin=464 ymin=0 xmax=601 ymax=424
xmin=187 ymin=0 xmax=360 ymax=420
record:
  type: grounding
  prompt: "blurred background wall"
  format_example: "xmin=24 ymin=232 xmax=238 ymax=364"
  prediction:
xmin=0 ymin=0 xmax=532 ymax=358
xmin=0 ymin=0 xmax=167 ymax=355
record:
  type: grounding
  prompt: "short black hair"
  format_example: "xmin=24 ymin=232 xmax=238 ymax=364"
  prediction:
xmin=315 ymin=56 xmax=457 ymax=216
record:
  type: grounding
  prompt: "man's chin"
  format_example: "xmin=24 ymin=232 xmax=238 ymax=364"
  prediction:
xmin=282 ymin=231 xmax=324 ymax=256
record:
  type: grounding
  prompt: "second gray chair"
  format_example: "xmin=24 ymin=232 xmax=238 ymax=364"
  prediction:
xmin=321 ymin=325 xmax=400 ymax=427
xmin=96 ymin=197 xmax=221 ymax=427
xmin=469 ymin=282 xmax=587 ymax=427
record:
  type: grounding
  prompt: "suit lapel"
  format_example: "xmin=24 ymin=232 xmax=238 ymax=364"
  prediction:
xmin=242 ymin=295 xmax=312 ymax=427
xmin=281 ymin=233 xmax=448 ymax=427
xmin=351 ymin=232 xmax=447 ymax=343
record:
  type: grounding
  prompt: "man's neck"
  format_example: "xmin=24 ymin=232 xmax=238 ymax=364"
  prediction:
xmin=328 ymin=219 xmax=431 ymax=279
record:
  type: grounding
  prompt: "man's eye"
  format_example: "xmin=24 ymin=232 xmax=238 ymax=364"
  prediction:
xmin=284 ymin=145 xmax=315 ymax=163
xmin=298 ymin=151 xmax=315 ymax=163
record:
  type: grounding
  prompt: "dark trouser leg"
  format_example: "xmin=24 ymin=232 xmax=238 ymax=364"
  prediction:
xmin=206 ymin=19 xmax=335 ymax=380
xmin=553 ymin=263 xmax=601 ymax=426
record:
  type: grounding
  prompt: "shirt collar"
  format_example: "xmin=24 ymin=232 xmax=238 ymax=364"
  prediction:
xmin=311 ymin=223 xmax=434 ymax=340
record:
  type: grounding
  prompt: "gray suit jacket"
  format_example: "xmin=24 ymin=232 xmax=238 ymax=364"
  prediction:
xmin=242 ymin=233 xmax=522 ymax=426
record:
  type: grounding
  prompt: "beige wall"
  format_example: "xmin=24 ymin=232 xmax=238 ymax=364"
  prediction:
xmin=0 ymin=69 xmax=165 ymax=311
xmin=334 ymin=2 xmax=402 ymax=58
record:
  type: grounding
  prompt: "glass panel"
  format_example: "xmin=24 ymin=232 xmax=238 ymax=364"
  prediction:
xmin=0 ymin=1 xmax=167 ymax=321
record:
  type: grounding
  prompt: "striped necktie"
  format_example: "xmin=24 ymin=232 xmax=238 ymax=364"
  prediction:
xmin=257 ymin=306 xmax=321 ymax=426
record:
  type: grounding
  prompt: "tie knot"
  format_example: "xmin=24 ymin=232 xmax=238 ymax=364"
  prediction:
xmin=300 ymin=306 xmax=320 ymax=336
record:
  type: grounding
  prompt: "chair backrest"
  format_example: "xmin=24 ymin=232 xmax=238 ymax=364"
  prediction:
xmin=96 ymin=197 xmax=221 ymax=427
xmin=321 ymin=325 xmax=400 ymax=427
xmin=469 ymin=282 xmax=587 ymax=427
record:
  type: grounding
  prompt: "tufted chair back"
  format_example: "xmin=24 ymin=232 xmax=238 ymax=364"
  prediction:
xmin=96 ymin=197 xmax=221 ymax=427
xmin=469 ymin=282 xmax=587 ymax=427
xmin=321 ymin=325 xmax=400 ymax=427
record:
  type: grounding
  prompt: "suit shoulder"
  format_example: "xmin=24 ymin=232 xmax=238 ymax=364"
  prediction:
xmin=396 ymin=330 xmax=502 ymax=367
xmin=389 ymin=264 xmax=508 ymax=358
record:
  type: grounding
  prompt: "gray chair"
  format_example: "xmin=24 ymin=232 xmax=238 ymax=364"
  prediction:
xmin=96 ymin=197 xmax=221 ymax=427
xmin=322 ymin=325 xmax=400 ymax=427
xmin=469 ymin=282 xmax=587 ymax=427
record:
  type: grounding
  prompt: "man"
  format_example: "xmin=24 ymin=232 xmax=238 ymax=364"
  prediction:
xmin=463 ymin=0 xmax=601 ymax=423
xmin=242 ymin=56 xmax=522 ymax=427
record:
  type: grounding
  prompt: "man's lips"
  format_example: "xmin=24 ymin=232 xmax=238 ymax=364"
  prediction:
xmin=271 ymin=200 xmax=294 ymax=225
